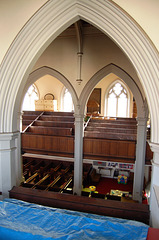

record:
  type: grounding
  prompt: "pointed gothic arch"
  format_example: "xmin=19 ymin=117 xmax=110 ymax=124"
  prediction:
xmin=0 ymin=0 xmax=158 ymax=141
xmin=23 ymin=66 xmax=78 ymax=112
xmin=79 ymin=64 xmax=147 ymax=118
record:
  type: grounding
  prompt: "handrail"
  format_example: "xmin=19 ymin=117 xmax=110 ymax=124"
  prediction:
xmin=84 ymin=115 xmax=92 ymax=131
xmin=22 ymin=111 xmax=44 ymax=133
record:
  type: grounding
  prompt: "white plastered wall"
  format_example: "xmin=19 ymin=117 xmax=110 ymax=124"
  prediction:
xmin=34 ymin=75 xmax=64 ymax=111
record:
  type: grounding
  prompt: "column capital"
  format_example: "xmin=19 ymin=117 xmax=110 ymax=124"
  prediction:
xmin=0 ymin=131 xmax=20 ymax=141
xmin=74 ymin=113 xmax=84 ymax=120
xmin=136 ymin=117 xmax=148 ymax=126
xmin=149 ymin=142 xmax=159 ymax=154
xmin=0 ymin=131 xmax=20 ymax=150
xmin=149 ymin=142 xmax=159 ymax=166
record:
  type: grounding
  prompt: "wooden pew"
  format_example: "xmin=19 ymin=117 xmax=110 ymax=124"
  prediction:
xmin=84 ymin=131 xmax=137 ymax=140
xmin=23 ymin=111 xmax=43 ymax=115
xmin=34 ymin=120 xmax=74 ymax=129
xmin=43 ymin=111 xmax=74 ymax=117
xmin=87 ymin=122 xmax=137 ymax=129
xmin=85 ymin=126 xmax=137 ymax=134
xmin=91 ymin=117 xmax=137 ymax=125
xmin=27 ymin=126 xmax=73 ymax=136
xmin=39 ymin=115 xmax=74 ymax=122
xmin=22 ymin=162 xmax=63 ymax=189
xmin=22 ymin=111 xmax=74 ymax=131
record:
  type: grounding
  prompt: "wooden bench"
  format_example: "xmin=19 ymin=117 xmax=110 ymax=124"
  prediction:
xmin=27 ymin=126 xmax=73 ymax=136
xmin=85 ymin=126 xmax=137 ymax=134
xmin=91 ymin=117 xmax=137 ymax=125
xmin=43 ymin=111 xmax=74 ymax=116
xmin=34 ymin=120 xmax=74 ymax=129
xmin=84 ymin=131 xmax=137 ymax=140
xmin=39 ymin=115 xmax=75 ymax=122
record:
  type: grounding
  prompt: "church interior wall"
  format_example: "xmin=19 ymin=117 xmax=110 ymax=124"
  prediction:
xmin=1 ymin=0 xmax=158 ymax=64
xmin=32 ymin=27 xmax=144 ymax=99
xmin=33 ymin=72 xmax=134 ymax=117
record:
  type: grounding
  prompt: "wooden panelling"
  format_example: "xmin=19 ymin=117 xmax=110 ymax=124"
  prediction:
xmin=22 ymin=134 xmax=74 ymax=156
xmin=83 ymin=137 xmax=136 ymax=161
xmin=9 ymin=186 xmax=150 ymax=225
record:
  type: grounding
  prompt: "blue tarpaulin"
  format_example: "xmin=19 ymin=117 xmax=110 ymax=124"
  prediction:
xmin=0 ymin=198 xmax=149 ymax=240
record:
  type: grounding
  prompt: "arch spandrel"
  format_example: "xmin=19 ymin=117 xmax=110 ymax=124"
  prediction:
xmin=0 ymin=0 xmax=158 ymax=142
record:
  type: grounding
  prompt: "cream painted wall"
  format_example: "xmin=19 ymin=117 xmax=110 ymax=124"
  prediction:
xmin=0 ymin=0 xmax=158 ymax=65
xmin=113 ymin=0 xmax=159 ymax=50
xmin=33 ymin=72 xmax=134 ymax=116
xmin=33 ymin=32 xmax=143 ymax=99
xmin=0 ymin=0 xmax=48 ymax=63
xmin=35 ymin=75 xmax=64 ymax=111
xmin=32 ymin=36 xmax=77 ymax=89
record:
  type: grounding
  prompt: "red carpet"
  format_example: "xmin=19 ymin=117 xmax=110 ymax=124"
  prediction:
xmin=87 ymin=177 xmax=148 ymax=204
xmin=95 ymin=177 xmax=133 ymax=195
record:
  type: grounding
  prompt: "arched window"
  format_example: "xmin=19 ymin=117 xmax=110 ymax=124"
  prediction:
xmin=22 ymin=84 xmax=39 ymax=111
xmin=106 ymin=81 xmax=129 ymax=117
xmin=62 ymin=88 xmax=74 ymax=112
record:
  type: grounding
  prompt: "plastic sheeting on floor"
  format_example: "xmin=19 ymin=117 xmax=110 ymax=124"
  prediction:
xmin=0 ymin=198 xmax=149 ymax=240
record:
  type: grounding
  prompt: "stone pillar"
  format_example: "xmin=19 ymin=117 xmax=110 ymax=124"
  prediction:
xmin=133 ymin=117 xmax=147 ymax=202
xmin=73 ymin=114 xmax=84 ymax=195
xmin=0 ymin=132 xmax=21 ymax=199
xmin=149 ymin=143 xmax=159 ymax=228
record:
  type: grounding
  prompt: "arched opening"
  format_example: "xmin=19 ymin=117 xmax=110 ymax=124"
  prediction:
xmin=0 ymin=1 xmax=157 ymax=223
xmin=81 ymin=64 xmax=153 ymax=202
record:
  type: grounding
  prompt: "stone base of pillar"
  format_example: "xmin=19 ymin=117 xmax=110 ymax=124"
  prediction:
xmin=0 ymin=132 xmax=21 ymax=199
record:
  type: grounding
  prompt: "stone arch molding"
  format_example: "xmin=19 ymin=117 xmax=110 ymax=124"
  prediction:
xmin=23 ymin=66 xmax=78 ymax=111
xmin=79 ymin=64 xmax=147 ymax=118
xmin=0 ymin=0 xmax=159 ymax=141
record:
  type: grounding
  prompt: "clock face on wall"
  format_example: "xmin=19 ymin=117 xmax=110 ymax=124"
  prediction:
xmin=44 ymin=93 xmax=54 ymax=100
